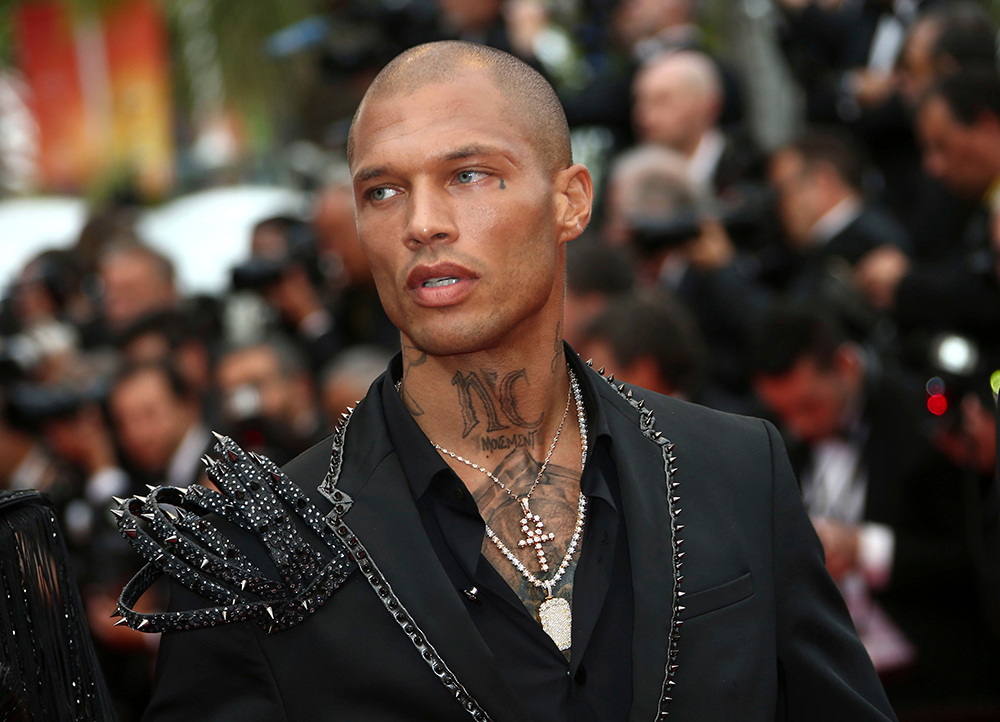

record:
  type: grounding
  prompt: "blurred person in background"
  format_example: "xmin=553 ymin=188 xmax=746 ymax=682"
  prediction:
xmin=118 ymin=308 xmax=215 ymax=409
xmin=563 ymin=237 xmax=635 ymax=348
xmin=236 ymin=215 xmax=345 ymax=372
xmin=109 ymin=361 xmax=210 ymax=490
xmin=576 ymin=289 xmax=709 ymax=404
xmin=769 ymin=131 xmax=911 ymax=276
xmin=314 ymin=182 xmax=398 ymax=350
xmin=632 ymin=50 xmax=762 ymax=200
xmin=319 ymin=345 xmax=394 ymax=429
xmin=99 ymin=242 xmax=178 ymax=339
xmin=857 ymin=69 xmax=1000 ymax=356
xmin=215 ymin=338 xmax=325 ymax=465
xmin=752 ymin=303 xmax=1000 ymax=716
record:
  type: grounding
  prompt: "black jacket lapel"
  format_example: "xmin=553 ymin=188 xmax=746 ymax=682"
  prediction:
xmin=594 ymin=377 xmax=677 ymax=722
xmin=326 ymin=378 xmax=530 ymax=722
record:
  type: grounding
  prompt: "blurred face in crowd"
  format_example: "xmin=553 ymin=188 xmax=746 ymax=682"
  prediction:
xmin=216 ymin=346 xmax=309 ymax=426
xmin=110 ymin=368 xmax=195 ymax=474
xmin=633 ymin=53 xmax=721 ymax=156
xmin=918 ymin=95 xmax=1000 ymax=198
xmin=615 ymin=0 xmax=692 ymax=47
xmin=754 ymin=349 xmax=862 ymax=444
xmin=770 ymin=149 xmax=829 ymax=248
xmin=350 ymin=69 xmax=591 ymax=357
xmin=899 ymin=17 xmax=943 ymax=106
xmin=101 ymin=251 xmax=176 ymax=332
xmin=438 ymin=0 xmax=503 ymax=33
xmin=314 ymin=186 xmax=372 ymax=284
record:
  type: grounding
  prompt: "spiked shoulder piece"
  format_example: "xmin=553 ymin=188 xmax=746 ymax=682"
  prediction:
xmin=112 ymin=434 xmax=356 ymax=634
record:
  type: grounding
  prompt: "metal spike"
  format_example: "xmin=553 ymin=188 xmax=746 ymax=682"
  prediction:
xmin=617 ymin=383 xmax=626 ymax=392
xmin=200 ymin=557 xmax=209 ymax=569
xmin=341 ymin=412 xmax=349 ymax=419
xmin=265 ymin=605 xmax=275 ymax=620
xmin=114 ymin=618 xmax=129 ymax=627
xmin=677 ymin=590 xmax=686 ymax=598
xmin=346 ymin=406 xmax=354 ymax=413
xmin=165 ymin=535 xmax=179 ymax=544
xmin=111 ymin=509 xmax=124 ymax=519
xmin=212 ymin=431 xmax=226 ymax=442
xmin=137 ymin=619 xmax=150 ymax=629
xmin=585 ymin=358 xmax=594 ymax=367
xmin=597 ymin=366 xmax=605 ymax=375
xmin=607 ymin=373 xmax=614 ymax=383
xmin=110 ymin=608 xmax=122 ymax=619
xmin=112 ymin=496 xmax=127 ymax=506
xmin=134 ymin=495 xmax=147 ymax=503
xmin=675 ymin=524 xmax=684 ymax=532
xmin=175 ymin=508 xmax=187 ymax=519
xmin=302 ymin=600 xmax=310 ymax=610
xmin=677 ymin=606 xmax=686 ymax=613
xmin=240 ymin=580 xmax=247 ymax=590
xmin=222 ymin=610 xmax=228 ymax=621
xmin=201 ymin=455 xmax=213 ymax=466
xmin=146 ymin=484 xmax=157 ymax=492
xmin=164 ymin=509 xmax=177 ymax=521
xmin=124 ymin=527 xmax=137 ymax=538
xmin=626 ymin=389 xmax=633 ymax=400
xmin=671 ymin=496 xmax=680 ymax=504
xmin=637 ymin=399 xmax=645 ymax=408
xmin=141 ymin=512 xmax=155 ymax=521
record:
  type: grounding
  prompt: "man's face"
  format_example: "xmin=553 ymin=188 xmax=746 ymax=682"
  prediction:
xmin=899 ymin=19 xmax=941 ymax=106
xmin=110 ymin=370 xmax=192 ymax=474
xmin=633 ymin=63 xmax=708 ymax=154
xmin=754 ymin=356 xmax=852 ymax=444
xmin=918 ymin=96 xmax=1000 ymax=198
xmin=614 ymin=0 xmax=689 ymax=47
xmin=101 ymin=255 xmax=174 ymax=331
xmin=216 ymin=347 xmax=294 ymax=424
xmin=769 ymin=150 xmax=824 ymax=248
xmin=350 ymin=73 xmax=572 ymax=356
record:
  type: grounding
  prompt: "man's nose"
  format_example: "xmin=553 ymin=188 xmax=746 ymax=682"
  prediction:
xmin=404 ymin=184 xmax=458 ymax=247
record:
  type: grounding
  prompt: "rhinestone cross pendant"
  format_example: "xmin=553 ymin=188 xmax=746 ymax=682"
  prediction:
xmin=517 ymin=498 xmax=555 ymax=572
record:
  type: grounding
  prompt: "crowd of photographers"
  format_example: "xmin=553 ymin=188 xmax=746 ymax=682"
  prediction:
xmin=4 ymin=0 xmax=1000 ymax=719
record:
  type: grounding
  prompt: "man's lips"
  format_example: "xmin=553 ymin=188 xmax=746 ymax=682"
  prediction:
xmin=406 ymin=261 xmax=478 ymax=307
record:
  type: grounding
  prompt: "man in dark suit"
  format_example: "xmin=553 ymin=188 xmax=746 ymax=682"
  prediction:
xmin=134 ymin=41 xmax=894 ymax=721
xmin=752 ymin=304 xmax=1000 ymax=712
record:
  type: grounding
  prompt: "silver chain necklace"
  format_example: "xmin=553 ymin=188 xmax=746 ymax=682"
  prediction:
xmin=397 ymin=368 xmax=589 ymax=651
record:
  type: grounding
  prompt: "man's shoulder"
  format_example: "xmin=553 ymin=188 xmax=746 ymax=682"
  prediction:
xmin=594 ymin=375 xmax=776 ymax=462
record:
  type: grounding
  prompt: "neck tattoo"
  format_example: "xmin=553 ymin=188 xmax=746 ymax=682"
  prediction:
xmin=396 ymin=366 xmax=589 ymax=651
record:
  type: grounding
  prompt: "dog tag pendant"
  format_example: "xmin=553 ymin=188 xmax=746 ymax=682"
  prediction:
xmin=538 ymin=595 xmax=572 ymax=651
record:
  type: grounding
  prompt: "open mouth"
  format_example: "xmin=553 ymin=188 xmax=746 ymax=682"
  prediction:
xmin=422 ymin=277 xmax=460 ymax=288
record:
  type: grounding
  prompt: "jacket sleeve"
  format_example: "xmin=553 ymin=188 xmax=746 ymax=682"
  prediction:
xmin=142 ymin=579 xmax=287 ymax=722
xmin=765 ymin=420 xmax=897 ymax=721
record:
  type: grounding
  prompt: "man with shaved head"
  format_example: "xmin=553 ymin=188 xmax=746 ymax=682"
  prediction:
xmin=633 ymin=50 xmax=762 ymax=197
xmin=137 ymin=41 xmax=893 ymax=722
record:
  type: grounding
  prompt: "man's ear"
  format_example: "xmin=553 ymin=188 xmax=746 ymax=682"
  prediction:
xmin=554 ymin=163 xmax=594 ymax=244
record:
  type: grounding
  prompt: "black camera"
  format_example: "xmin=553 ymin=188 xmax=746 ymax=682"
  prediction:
xmin=3 ymin=379 xmax=110 ymax=432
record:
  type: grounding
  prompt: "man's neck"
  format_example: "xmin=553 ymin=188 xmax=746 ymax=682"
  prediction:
xmin=398 ymin=325 xmax=572 ymax=490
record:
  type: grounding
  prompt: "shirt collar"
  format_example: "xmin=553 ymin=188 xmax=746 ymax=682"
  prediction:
xmin=688 ymin=128 xmax=725 ymax=193
xmin=381 ymin=344 xmax=613 ymax=505
xmin=808 ymin=196 xmax=863 ymax=246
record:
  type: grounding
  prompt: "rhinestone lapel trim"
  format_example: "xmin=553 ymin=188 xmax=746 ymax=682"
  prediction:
xmin=587 ymin=362 xmax=684 ymax=719
xmin=318 ymin=404 xmax=493 ymax=722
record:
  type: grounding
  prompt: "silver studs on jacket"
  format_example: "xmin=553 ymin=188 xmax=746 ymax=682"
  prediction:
xmin=586 ymin=359 xmax=683 ymax=719
xmin=318 ymin=402 xmax=493 ymax=722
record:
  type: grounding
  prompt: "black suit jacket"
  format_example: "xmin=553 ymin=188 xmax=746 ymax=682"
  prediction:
xmin=143 ymin=363 xmax=894 ymax=721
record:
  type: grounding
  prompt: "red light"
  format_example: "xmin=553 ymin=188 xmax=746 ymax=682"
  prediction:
xmin=928 ymin=394 xmax=948 ymax=416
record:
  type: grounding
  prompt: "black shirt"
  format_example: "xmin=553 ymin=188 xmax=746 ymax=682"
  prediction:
xmin=382 ymin=350 xmax=633 ymax=722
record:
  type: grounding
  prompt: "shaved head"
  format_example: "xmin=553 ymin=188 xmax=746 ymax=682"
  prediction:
xmin=348 ymin=41 xmax=572 ymax=173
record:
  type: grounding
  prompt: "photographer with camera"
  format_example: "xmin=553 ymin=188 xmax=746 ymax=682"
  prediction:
xmin=752 ymin=303 xmax=999 ymax=711
xmin=233 ymin=215 xmax=345 ymax=373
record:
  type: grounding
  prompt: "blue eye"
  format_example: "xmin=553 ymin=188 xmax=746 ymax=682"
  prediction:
xmin=456 ymin=170 xmax=486 ymax=184
xmin=369 ymin=187 xmax=399 ymax=201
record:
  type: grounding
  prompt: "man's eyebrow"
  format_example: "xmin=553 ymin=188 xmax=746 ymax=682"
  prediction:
xmin=439 ymin=144 xmax=519 ymax=166
xmin=353 ymin=166 xmax=389 ymax=184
